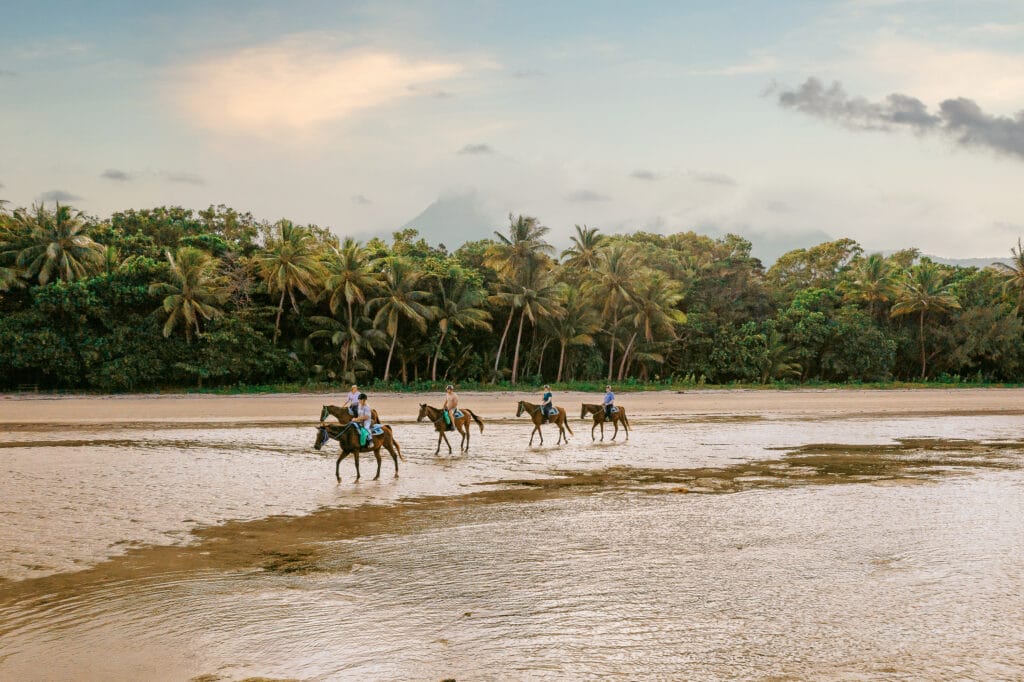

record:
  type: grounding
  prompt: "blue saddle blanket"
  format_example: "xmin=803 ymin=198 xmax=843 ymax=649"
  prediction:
xmin=452 ymin=409 xmax=464 ymax=419
xmin=370 ymin=424 xmax=384 ymax=436
xmin=609 ymin=406 xmax=619 ymax=414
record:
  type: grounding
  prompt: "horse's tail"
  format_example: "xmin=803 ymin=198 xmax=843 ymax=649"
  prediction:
xmin=563 ymin=409 xmax=574 ymax=435
xmin=384 ymin=425 xmax=406 ymax=462
xmin=620 ymin=409 xmax=630 ymax=429
xmin=468 ymin=409 xmax=484 ymax=433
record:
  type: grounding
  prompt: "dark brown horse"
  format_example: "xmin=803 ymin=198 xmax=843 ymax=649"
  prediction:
xmin=314 ymin=422 xmax=404 ymax=482
xmin=320 ymin=404 xmax=381 ymax=425
xmin=581 ymin=403 xmax=630 ymax=441
xmin=516 ymin=400 xmax=573 ymax=446
xmin=416 ymin=403 xmax=484 ymax=454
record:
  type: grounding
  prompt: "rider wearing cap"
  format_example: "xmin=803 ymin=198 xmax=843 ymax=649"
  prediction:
xmin=602 ymin=385 xmax=615 ymax=420
xmin=541 ymin=384 xmax=553 ymax=420
xmin=355 ymin=393 xmax=373 ymax=445
xmin=442 ymin=385 xmax=459 ymax=431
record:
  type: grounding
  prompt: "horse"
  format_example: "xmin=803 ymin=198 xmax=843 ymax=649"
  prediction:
xmin=320 ymin=404 xmax=381 ymax=425
xmin=581 ymin=403 xmax=631 ymax=441
xmin=516 ymin=400 xmax=573 ymax=446
xmin=416 ymin=403 xmax=484 ymax=455
xmin=314 ymin=421 xmax=405 ymax=482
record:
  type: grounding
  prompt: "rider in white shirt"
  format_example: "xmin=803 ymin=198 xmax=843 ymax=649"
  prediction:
xmin=343 ymin=384 xmax=361 ymax=417
xmin=355 ymin=393 xmax=373 ymax=444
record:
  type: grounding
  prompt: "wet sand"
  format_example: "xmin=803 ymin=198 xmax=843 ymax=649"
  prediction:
xmin=3 ymin=389 xmax=1024 ymax=680
xmin=3 ymin=386 xmax=1024 ymax=425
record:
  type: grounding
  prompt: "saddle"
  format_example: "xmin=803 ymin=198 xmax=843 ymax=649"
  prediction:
xmin=542 ymin=405 xmax=557 ymax=423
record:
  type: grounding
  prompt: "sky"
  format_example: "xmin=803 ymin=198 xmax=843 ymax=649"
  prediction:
xmin=1 ymin=0 xmax=1023 ymax=261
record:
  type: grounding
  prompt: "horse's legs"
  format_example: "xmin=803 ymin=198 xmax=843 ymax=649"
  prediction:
xmin=460 ymin=421 xmax=469 ymax=452
xmin=385 ymin=441 xmax=399 ymax=477
xmin=442 ymin=431 xmax=452 ymax=454
xmin=353 ymin=452 xmax=360 ymax=481
xmin=435 ymin=431 xmax=443 ymax=455
xmin=372 ymin=447 xmax=382 ymax=480
xmin=591 ymin=419 xmax=597 ymax=441
xmin=611 ymin=419 xmax=618 ymax=441
xmin=335 ymin=451 xmax=350 ymax=482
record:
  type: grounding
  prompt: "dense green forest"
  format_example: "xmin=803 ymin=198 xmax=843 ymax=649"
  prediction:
xmin=2 ymin=200 xmax=1023 ymax=392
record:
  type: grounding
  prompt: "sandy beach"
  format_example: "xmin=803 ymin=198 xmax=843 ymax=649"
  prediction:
xmin=2 ymin=386 xmax=1023 ymax=424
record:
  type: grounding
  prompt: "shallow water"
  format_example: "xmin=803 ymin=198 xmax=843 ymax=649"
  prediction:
xmin=1 ymin=413 xmax=1024 ymax=680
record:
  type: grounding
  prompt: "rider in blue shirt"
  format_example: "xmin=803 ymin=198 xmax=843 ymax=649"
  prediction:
xmin=603 ymin=385 xmax=615 ymax=420
xmin=541 ymin=385 xmax=553 ymax=419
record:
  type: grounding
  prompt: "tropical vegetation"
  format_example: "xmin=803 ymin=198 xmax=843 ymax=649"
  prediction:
xmin=1 ymin=199 xmax=1023 ymax=392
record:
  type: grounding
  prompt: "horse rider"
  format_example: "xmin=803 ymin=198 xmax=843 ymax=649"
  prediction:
xmin=355 ymin=393 xmax=374 ymax=445
xmin=603 ymin=385 xmax=615 ymax=420
xmin=442 ymin=384 xmax=459 ymax=431
xmin=343 ymin=384 xmax=361 ymax=417
xmin=541 ymin=384 xmax=554 ymax=421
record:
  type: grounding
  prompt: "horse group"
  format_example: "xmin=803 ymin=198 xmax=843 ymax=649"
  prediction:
xmin=314 ymin=398 xmax=631 ymax=482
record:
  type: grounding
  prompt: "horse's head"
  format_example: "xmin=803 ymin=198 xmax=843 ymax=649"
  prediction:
xmin=314 ymin=425 xmax=329 ymax=451
xmin=319 ymin=405 xmax=330 ymax=422
xmin=416 ymin=404 xmax=428 ymax=422
xmin=581 ymin=404 xmax=589 ymax=419
xmin=516 ymin=400 xmax=525 ymax=417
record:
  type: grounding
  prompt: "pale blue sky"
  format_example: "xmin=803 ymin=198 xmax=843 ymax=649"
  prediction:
xmin=2 ymin=0 xmax=1023 ymax=259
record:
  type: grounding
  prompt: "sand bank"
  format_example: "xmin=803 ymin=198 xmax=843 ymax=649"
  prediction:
xmin=2 ymin=387 xmax=1022 ymax=425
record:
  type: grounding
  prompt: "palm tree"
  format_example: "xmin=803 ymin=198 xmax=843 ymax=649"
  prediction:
xmin=254 ymin=220 xmax=326 ymax=344
xmin=841 ymin=252 xmax=895 ymax=318
xmin=546 ymin=284 xmax=601 ymax=382
xmin=485 ymin=214 xmax=554 ymax=376
xmin=560 ymin=224 xmax=605 ymax=272
xmin=324 ymin=238 xmax=377 ymax=329
xmin=307 ymin=313 xmax=385 ymax=382
xmin=760 ymin=330 xmax=802 ymax=384
xmin=432 ymin=276 xmax=491 ymax=381
xmin=149 ymin=247 xmax=227 ymax=342
xmin=13 ymin=203 xmax=103 ymax=285
xmin=617 ymin=272 xmax=686 ymax=379
xmin=993 ymin=238 xmax=1024 ymax=312
xmin=593 ymin=244 xmax=640 ymax=381
xmin=368 ymin=257 xmax=435 ymax=382
xmin=890 ymin=261 xmax=961 ymax=379
xmin=510 ymin=268 xmax=563 ymax=384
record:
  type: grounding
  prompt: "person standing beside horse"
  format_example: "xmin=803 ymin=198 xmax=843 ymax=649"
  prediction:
xmin=603 ymin=385 xmax=615 ymax=420
xmin=442 ymin=385 xmax=459 ymax=432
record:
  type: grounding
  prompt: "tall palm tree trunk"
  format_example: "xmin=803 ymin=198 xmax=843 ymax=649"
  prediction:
xmin=607 ymin=311 xmax=619 ymax=382
xmin=384 ymin=325 xmax=399 ymax=382
xmin=536 ymin=339 xmax=550 ymax=377
xmin=273 ymin=290 xmax=287 ymax=345
xmin=511 ymin=309 xmax=527 ymax=384
xmin=919 ymin=310 xmax=927 ymax=379
xmin=493 ymin=307 xmax=515 ymax=376
xmin=432 ymin=328 xmax=448 ymax=381
xmin=557 ymin=341 xmax=567 ymax=383
xmin=618 ymin=332 xmax=639 ymax=381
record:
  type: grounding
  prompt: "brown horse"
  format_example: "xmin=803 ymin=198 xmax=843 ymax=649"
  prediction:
xmin=581 ymin=403 xmax=630 ymax=441
xmin=314 ymin=422 xmax=405 ymax=482
xmin=320 ymin=404 xmax=381 ymax=425
xmin=516 ymin=400 xmax=573 ymax=446
xmin=417 ymin=404 xmax=485 ymax=454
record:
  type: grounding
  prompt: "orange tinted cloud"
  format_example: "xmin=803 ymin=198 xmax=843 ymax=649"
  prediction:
xmin=174 ymin=36 xmax=462 ymax=134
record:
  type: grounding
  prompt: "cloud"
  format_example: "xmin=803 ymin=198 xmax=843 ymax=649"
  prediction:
xmin=38 ymin=190 xmax=82 ymax=203
xmin=0 ymin=69 xmax=15 ymax=78
xmin=565 ymin=189 xmax=610 ymax=202
xmin=160 ymin=171 xmax=205 ymax=185
xmin=352 ymin=194 xmax=372 ymax=205
xmin=629 ymin=169 xmax=660 ymax=181
xmin=457 ymin=143 xmax=494 ymax=155
xmin=689 ymin=171 xmax=738 ymax=186
xmin=173 ymin=36 xmax=462 ymax=134
xmin=512 ymin=69 xmax=544 ymax=79
xmin=101 ymin=169 xmax=133 ymax=181
xmin=772 ymin=77 xmax=1024 ymax=161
